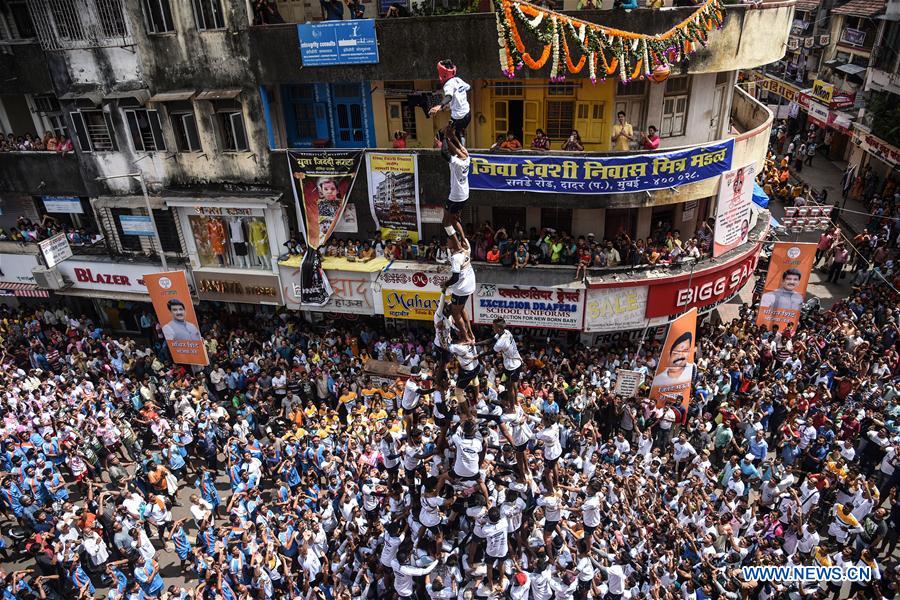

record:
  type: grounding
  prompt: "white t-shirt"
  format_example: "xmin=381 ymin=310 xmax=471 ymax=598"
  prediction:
xmin=536 ymin=424 xmax=562 ymax=460
xmin=448 ymin=249 xmax=475 ymax=297
xmin=443 ymin=77 xmax=470 ymax=120
xmin=501 ymin=405 xmax=534 ymax=447
xmin=433 ymin=295 xmax=453 ymax=350
xmin=483 ymin=517 xmax=509 ymax=558
xmin=448 ymin=155 xmax=470 ymax=202
xmin=419 ymin=495 xmax=446 ymax=527
xmin=449 ymin=343 xmax=479 ymax=372
xmin=582 ymin=494 xmax=603 ymax=528
xmin=451 ymin=432 xmax=482 ymax=478
xmin=494 ymin=330 xmax=522 ymax=371
xmin=401 ymin=379 xmax=421 ymax=411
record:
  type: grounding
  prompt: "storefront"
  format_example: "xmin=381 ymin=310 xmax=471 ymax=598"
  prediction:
xmin=279 ymin=255 xmax=387 ymax=319
xmin=167 ymin=196 xmax=288 ymax=276
xmin=193 ymin=271 xmax=284 ymax=306
xmin=52 ymin=258 xmax=172 ymax=331
xmin=0 ymin=250 xmax=49 ymax=306
xmin=848 ymin=125 xmax=900 ymax=183
xmin=375 ymin=262 xmax=448 ymax=327
xmin=797 ymin=85 xmax=855 ymax=159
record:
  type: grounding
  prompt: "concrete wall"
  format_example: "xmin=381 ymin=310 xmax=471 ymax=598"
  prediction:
xmin=250 ymin=4 xmax=795 ymax=83
xmin=0 ymin=153 xmax=88 ymax=196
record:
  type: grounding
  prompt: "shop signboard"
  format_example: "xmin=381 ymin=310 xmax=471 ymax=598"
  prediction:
xmin=583 ymin=286 xmax=649 ymax=332
xmin=0 ymin=253 xmax=41 ymax=284
xmin=381 ymin=289 xmax=442 ymax=320
xmin=56 ymin=260 xmax=165 ymax=295
xmin=38 ymin=233 xmax=73 ymax=268
xmin=839 ymin=27 xmax=866 ymax=47
xmin=470 ymin=285 xmax=584 ymax=330
xmin=811 ymin=79 xmax=834 ymax=104
xmin=281 ymin=265 xmax=376 ymax=314
xmin=194 ymin=272 xmax=284 ymax=305
xmin=644 ymin=245 xmax=760 ymax=318
xmin=119 ymin=215 xmax=156 ymax=236
xmin=297 ymin=19 xmax=379 ymax=66
xmin=41 ymin=196 xmax=83 ymax=214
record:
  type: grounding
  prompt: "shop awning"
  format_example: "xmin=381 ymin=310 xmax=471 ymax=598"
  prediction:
xmin=836 ymin=64 xmax=867 ymax=76
xmin=164 ymin=195 xmax=281 ymax=209
xmin=53 ymin=288 xmax=150 ymax=303
xmin=148 ymin=89 xmax=196 ymax=102
xmin=195 ymin=89 xmax=242 ymax=101
xmin=0 ymin=282 xmax=50 ymax=298
xmin=832 ymin=0 xmax=887 ymax=17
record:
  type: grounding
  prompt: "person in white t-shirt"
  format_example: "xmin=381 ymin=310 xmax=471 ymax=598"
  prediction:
xmin=442 ymin=233 xmax=475 ymax=343
xmin=440 ymin=132 xmax=471 ymax=247
xmin=478 ymin=318 xmax=522 ymax=405
xmin=430 ymin=59 xmax=470 ymax=146
xmin=432 ymin=294 xmax=455 ymax=384
xmin=450 ymin=419 xmax=484 ymax=481
xmin=481 ymin=506 xmax=509 ymax=590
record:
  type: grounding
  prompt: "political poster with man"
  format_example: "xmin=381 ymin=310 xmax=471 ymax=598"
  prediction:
xmin=650 ymin=307 xmax=697 ymax=410
xmin=145 ymin=271 xmax=208 ymax=366
xmin=713 ymin=163 xmax=756 ymax=257
xmin=756 ymin=241 xmax=816 ymax=332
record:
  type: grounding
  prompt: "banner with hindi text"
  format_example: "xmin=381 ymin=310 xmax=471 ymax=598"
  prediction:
xmin=468 ymin=139 xmax=733 ymax=195
xmin=650 ymin=308 xmax=697 ymax=410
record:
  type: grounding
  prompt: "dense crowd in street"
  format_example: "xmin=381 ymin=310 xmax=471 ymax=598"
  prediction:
xmin=0 ymin=260 xmax=897 ymax=600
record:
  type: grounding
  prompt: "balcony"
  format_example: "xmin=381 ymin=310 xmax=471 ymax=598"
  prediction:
xmin=269 ymin=84 xmax=772 ymax=209
xmin=249 ymin=2 xmax=796 ymax=83
xmin=0 ymin=151 xmax=88 ymax=195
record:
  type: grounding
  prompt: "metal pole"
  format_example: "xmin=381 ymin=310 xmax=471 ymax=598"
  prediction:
xmin=136 ymin=173 xmax=168 ymax=271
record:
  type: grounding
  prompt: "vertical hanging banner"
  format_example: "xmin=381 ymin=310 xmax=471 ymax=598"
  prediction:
xmin=756 ymin=242 xmax=815 ymax=333
xmin=287 ymin=150 xmax=364 ymax=306
xmin=144 ymin=271 xmax=209 ymax=366
xmin=650 ymin=308 xmax=697 ymax=410
xmin=713 ymin=163 xmax=756 ymax=257
xmin=366 ymin=153 xmax=422 ymax=242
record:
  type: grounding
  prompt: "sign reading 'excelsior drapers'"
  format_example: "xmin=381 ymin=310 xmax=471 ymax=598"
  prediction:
xmin=470 ymin=285 xmax=584 ymax=330
xmin=468 ymin=139 xmax=733 ymax=194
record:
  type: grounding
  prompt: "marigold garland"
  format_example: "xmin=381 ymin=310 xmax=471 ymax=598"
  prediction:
xmin=494 ymin=0 xmax=726 ymax=85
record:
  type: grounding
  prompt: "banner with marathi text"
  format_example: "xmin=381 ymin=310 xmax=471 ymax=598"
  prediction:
xmin=366 ymin=153 xmax=422 ymax=242
xmin=713 ymin=163 xmax=756 ymax=257
xmin=756 ymin=242 xmax=815 ymax=333
xmin=287 ymin=150 xmax=363 ymax=306
xmin=468 ymin=139 xmax=733 ymax=195
xmin=470 ymin=284 xmax=584 ymax=330
xmin=650 ymin=308 xmax=697 ymax=410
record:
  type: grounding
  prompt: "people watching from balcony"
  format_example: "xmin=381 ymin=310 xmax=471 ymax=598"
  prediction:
xmin=320 ymin=0 xmax=345 ymax=20
xmin=531 ymin=128 xmax=551 ymax=150
xmin=251 ymin=0 xmax=285 ymax=24
xmin=617 ymin=0 xmax=639 ymax=9
xmin=0 ymin=216 xmax=101 ymax=247
xmin=641 ymin=125 xmax=660 ymax=150
xmin=384 ymin=2 xmax=409 ymax=17
xmin=561 ymin=129 xmax=584 ymax=151
xmin=612 ymin=111 xmax=635 ymax=151
xmin=392 ymin=130 xmax=409 ymax=149
xmin=346 ymin=0 xmax=365 ymax=18
xmin=499 ymin=130 xmax=522 ymax=150
xmin=0 ymin=130 xmax=73 ymax=154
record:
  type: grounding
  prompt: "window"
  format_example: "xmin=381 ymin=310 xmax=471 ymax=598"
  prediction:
xmin=661 ymin=96 xmax=688 ymax=138
xmin=213 ymin=100 xmax=248 ymax=151
xmin=188 ymin=213 xmax=270 ymax=268
xmin=616 ymin=80 xmax=647 ymax=97
xmin=540 ymin=207 xmax=573 ymax=234
xmin=111 ymin=208 xmax=143 ymax=251
xmin=0 ymin=0 xmax=36 ymax=39
xmin=125 ymin=108 xmax=166 ymax=152
xmin=97 ymin=0 xmax=128 ymax=38
xmin=493 ymin=81 xmax=524 ymax=97
xmin=34 ymin=96 xmax=68 ymax=139
xmin=874 ymin=22 xmax=900 ymax=72
xmin=69 ymin=110 xmax=117 ymax=151
xmin=661 ymin=76 xmax=690 ymax=138
xmin=548 ymin=82 xmax=576 ymax=96
xmin=387 ymin=101 xmax=417 ymax=141
xmin=48 ymin=0 xmax=86 ymax=41
xmin=193 ymin=0 xmax=226 ymax=30
xmin=153 ymin=209 xmax=182 ymax=253
xmin=546 ymin=100 xmax=574 ymax=139
xmin=169 ymin=107 xmax=201 ymax=152
xmin=141 ymin=0 xmax=174 ymax=33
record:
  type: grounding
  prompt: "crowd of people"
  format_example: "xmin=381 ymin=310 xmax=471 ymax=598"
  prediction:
xmin=0 ymin=216 xmax=102 ymax=247
xmin=0 ymin=262 xmax=897 ymax=600
xmin=0 ymin=132 xmax=74 ymax=154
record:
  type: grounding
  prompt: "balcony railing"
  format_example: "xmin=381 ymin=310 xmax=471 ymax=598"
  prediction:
xmin=25 ymin=0 xmax=132 ymax=51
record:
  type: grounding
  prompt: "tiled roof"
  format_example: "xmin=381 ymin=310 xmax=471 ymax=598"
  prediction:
xmin=794 ymin=0 xmax=820 ymax=12
xmin=832 ymin=0 xmax=886 ymax=17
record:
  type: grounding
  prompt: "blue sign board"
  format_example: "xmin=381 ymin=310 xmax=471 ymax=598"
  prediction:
xmin=119 ymin=215 xmax=155 ymax=236
xmin=42 ymin=196 xmax=83 ymax=214
xmin=297 ymin=19 xmax=379 ymax=66
xmin=469 ymin=139 xmax=735 ymax=195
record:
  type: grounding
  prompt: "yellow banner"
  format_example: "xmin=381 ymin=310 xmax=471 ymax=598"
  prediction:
xmin=379 ymin=226 xmax=420 ymax=243
xmin=278 ymin=254 xmax=389 ymax=272
xmin=382 ymin=289 xmax=442 ymax=320
xmin=369 ymin=154 xmax=415 ymax=173
xmin=811 ymin=79 xmax=834 ymax=104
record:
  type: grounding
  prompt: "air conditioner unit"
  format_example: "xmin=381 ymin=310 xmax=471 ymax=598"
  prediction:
xmin=31 ymin=266 xmax=67 ymax=290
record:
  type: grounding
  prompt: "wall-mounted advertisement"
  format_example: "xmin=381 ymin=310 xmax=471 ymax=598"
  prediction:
xmin=713 ymin=163 xmax=756 ymax=257
xmin=470 ymin=285 xmax=584 ymax=330
xmin=366 ymin=153 xmax=422 ymax=242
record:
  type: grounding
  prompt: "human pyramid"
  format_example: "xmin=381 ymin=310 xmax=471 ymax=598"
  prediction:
xmin=384 ymin=59 xmax=545 ymax=593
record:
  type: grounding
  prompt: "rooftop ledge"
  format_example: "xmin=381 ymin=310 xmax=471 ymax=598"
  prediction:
xmin=250 ymin=2 xmax=796 ymax=82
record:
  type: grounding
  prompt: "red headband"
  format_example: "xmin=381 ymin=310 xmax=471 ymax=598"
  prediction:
xmin=437 ymin=62 xmax=456 ymax=84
